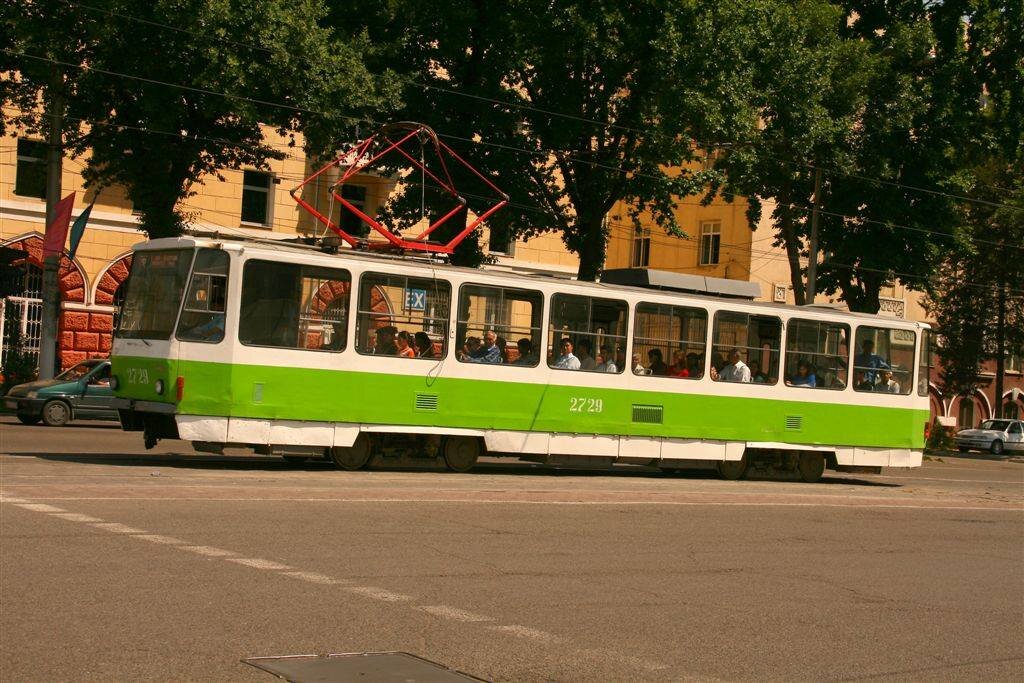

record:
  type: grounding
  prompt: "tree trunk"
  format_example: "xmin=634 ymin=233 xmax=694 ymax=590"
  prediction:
xmin=576 ymin=217 xmax=608 ymax=281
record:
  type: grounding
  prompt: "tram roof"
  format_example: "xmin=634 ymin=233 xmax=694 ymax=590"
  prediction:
xmin=135 ymin=234 xmax=928 ymax=329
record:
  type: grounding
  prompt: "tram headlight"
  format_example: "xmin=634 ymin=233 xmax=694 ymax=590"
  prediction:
xmin=154 ymin=379 xmax=164 ymax=396
xmin=109 ymin=375 xmax=119 ymax=391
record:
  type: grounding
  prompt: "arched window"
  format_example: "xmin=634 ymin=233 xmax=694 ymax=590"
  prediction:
xmin=1002 ymin=402 xmax=1020 ymax=420
xmin=957 ymin=397 xmax=975 ymax=429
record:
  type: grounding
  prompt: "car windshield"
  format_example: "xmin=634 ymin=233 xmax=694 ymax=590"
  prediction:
xmin=979 ymin=420 xmax=1011 ymax=431
xmin=55 ymin=361 xmax=102 ymax=382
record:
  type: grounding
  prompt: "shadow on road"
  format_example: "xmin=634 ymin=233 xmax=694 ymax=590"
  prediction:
xmin=3 ymin=451 xmax=898 ymax=486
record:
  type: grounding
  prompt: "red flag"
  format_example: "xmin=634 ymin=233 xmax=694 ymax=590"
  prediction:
xmin=42 ymin=192 xmax=76 ymax=258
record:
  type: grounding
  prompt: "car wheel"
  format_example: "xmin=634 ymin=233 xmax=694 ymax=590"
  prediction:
xmin=990 ymin=440 xmax=1004 ymax=456
xmin=41 ymin=400 xmax=71 ymax=427
xmin=16 ymin=414 xmax=41 ymax=426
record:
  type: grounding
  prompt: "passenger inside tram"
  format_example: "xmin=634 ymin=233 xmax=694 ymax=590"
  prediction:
xmin=749 ymin=359 xmax=768 ymax=383
xmin=669 ymin=350 xmax=689 ymax=377
xmin=647 ymin=348 xmax=668 ymax=376
xmin=414 ymin=331 xmax=435 ymax=358
xmin=373 ymin=326 xmax=399 ymax=355
xmin=787 ymin=360 xmax=817 ymax=387
xmin=594 ymin=345 xmax=617 ymax=373
xmin=464 ymin=330 xmax=502 ymax=363
xmin=711 ymin=349 xmax=752 ymax=383
xmin=512 ymin=338 xmax=536 ymax=365
xmin=576 ymin=339 xmax=596 ymax=371
xmin=632 ymin=353 xmax=646 ymax=375
xmin=876 ymin=368 xmax=901 ymax=393
xmin=553 ymin=338 xmax=581 ymax=370
xmin=396 ymin=330 xmax=416 ymax=358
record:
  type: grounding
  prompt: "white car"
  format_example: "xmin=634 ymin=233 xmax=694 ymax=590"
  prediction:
xmin=956 ymin=419 xmax=1024 ymax=455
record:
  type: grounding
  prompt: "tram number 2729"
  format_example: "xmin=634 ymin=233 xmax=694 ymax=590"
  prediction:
xmin=569 ymin=397 xmax=604 ymax=414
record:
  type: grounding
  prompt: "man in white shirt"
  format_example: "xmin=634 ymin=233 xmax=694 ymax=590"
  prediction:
xmin=553 ymin=339 xmax=581 ymax=370
xmin=714 ymin=348 xmax=752 ymax=383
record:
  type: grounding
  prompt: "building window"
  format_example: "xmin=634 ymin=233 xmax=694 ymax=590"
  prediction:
xmin=15 ymin=139 xmax=47 ymax=199
xmin=241 ymin=170 xmax=273 ymax=225
xmin=1002 ymin=402 xmax=1020 ymax=419
xmin=488 ymin=225 xmax=515 ymax=256
xmin=632 ymin=227 xmax=651 ymax=267
xmin=339 ymin=184 xmax=369 ymax=237
xmin=957 ymin=397 xmax=975 ymax=429
xmin=1006 ymin=349 xmax=1021 ymax=374
xmin=699 ymin=221 xmax=720 ymax=266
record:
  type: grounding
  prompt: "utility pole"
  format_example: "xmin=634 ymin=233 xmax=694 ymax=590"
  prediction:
xmin=994 ymin=273 xmax=1006 ymax=418
xmin=805 ymin=167 xmax=823 ymax=305
xmin=38 ymin=64 xmax=65 ymax=380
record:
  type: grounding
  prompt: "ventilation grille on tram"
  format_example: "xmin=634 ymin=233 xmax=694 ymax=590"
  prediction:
xmin=415 ymin=393 xmax=439 ymax=411
xmin=632 ymin=405 xmax=664 ymax=424
xmin=785 ymin=415 xmax=803 ymax=431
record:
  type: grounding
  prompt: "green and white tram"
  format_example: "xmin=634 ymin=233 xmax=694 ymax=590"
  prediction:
xmin=110 ymin=236 xmax=931 ymax=482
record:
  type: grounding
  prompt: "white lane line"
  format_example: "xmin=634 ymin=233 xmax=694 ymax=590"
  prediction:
xmin=226 ymin=557 xmax=292 ymax=571
xmin=136 ymin=534 xmax=184 ymax=545
xmin=0 ymin=497 xmax=28 ymax=503
xmin=12 ymin=503 xmax=66 ymax=513
xmin=50 ymin=512 xmax=103 ymax=522
xmin=488 ymin=624 xmax=561 ymax=643
xmin=344 ymin=586 xmax=414 ymax=602
xmin=17 ymin=496 xmax=1024 ymax=511
xmin=90 ymin=522 xmax=146 ymax=534
xmin=181 ymin=545 xmax=236 ymax=558
xmin=280 ymin=571 xmax=347 ymax=585
xmin=417 ymin=605 xmax=494 ymax=623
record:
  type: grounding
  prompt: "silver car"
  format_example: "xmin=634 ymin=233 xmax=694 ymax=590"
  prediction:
xmin=956 ymin=419 xmax=1024 ymax=455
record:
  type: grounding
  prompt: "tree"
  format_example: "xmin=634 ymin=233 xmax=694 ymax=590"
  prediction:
xmin=353 ymin=0 xmax=768 ymax=279
xmin=925 ymin=0 xmax=1024 ymax=406
xmin=3 ymin=0 xmax=395 ymax=239
xmin=720 ymin=0 xmax=969 ymax=312
xmin=71 ymin=0 xmax=395 ymax=238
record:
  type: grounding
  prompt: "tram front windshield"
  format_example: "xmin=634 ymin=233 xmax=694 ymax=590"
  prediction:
xmin=116 ymin=249 xmax=193 ymax=340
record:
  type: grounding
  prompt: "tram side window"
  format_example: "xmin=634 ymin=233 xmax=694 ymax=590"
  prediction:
xmin=710 ymin=311 xmax=781 ymax=384
xmin=783 ymin=319 xmax=850 ymax=390
xmin=176 ymin=249 xmax=229 ymax=343
xmin=853 ymin=326 xmax=914 ymax=395
xmin=547 ymin=294 xmax=627 ymax=373
xmin=238 ymin=260 xmax=351 ymax=351
xmin=632 ymin=303 xmax=707 ymax=378
xmin=356 ymin=273 xmax=451 ymax=359
xmin=456 ymin=284 xmax=543 ymax=366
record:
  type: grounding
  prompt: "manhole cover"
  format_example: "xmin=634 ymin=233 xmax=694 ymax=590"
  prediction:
xmin=244 ymin=652 xmax=486 ymax=682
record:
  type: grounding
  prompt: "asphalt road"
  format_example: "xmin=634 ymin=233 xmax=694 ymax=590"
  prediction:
xmin=1 ymin=416 xmax=1022 ymax=682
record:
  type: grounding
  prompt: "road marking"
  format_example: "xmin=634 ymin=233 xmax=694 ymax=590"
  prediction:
xmin=181 ymin=545 xmax=236 ymax=557
xmin=90 ymin=522 xmax=146 ymax=534
xmin=10 ymin=496 xmax=1022 ymax=512
xmin=12 ymin=503 xmax=66 ymax=513
xmin=227 ymin=557 xmax=292 ymax=571
xmin=417 ymin=605 xmax=494 ymax=622
xmin=280 ymin=571 xmax=346 ymax=585
xmin=488 ymin=624 xmax=561 ymax=643
xmin=0 ymin=496 xmax=27 ymax=503
xmin=50 ymin=512 xmax=103 ymax=522
xmin=345 ymin=586 xmax=413 ymax=602
xmin=137 ymin=534 xmax=184 ymax=545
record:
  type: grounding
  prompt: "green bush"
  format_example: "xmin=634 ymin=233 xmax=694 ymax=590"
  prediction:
xmin=925 ymin=419 xmax=956 ymax=452
xmin=1 ymin=306 xmax=38 ymax=395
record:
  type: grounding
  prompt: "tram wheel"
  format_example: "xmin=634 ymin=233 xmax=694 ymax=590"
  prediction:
xmin=443 ymin=436 xmax=481 ymax=473
xmin=716 ymin=455 xmax=748 ymax=481
xmin=330 ymin=435 xmax=372 ymax=471
xmin=797 ymin=452 xmax=826 ymax=483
